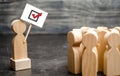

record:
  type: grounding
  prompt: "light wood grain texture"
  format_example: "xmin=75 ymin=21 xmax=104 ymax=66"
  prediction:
xmin=79 ymin=27 xmax=90 ymax=56
xmin=82 ymin=30 xmax=98 ymax=76
xmin=114 ymin=27 xmax=120 ymax=33
xmin=67 ymin=31 xmax=82 ymax=46
xmin=68 ymin=46 xmax=82 ymax=74
xmin=67 ymin=27 xmax=91 ymax=74
xmin=10 ymin=19 xmax=31 ymax=71
xmin=104 ymin=30 xmax=120 ymax=76
xmin=96 ymin=27 xmax=108 ymax=71
xmin=97 ymin=27 xmax=108 ymax=31
xmin=11 ymin=19 xmax=27 ymax=60
xmin=80 ymin=27 xmax=90 ymax=35
xmin=114 ymin=27 xmax=120 ymax=51
xmin=10 ymin=58 xmax=31 ymax=71
xmin=67 ymin=30 xmax=82 ymax=74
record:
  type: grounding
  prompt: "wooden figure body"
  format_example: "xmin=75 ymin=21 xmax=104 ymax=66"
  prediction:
xmin=12 ymin=20 xmax=27 ymax=59
xmin=82 ymin=30 xmax=98 ymax=76
xmin=67 ymin=27 xmax=90 ymax=74
xmin=79 ymin=27 xmax=90 ymax=60
xmin=114 ymin=27 xmax=120 ymax=33
xmin=67 ymin=30 xmax=82 ymax=74
xmin=114 ymin=27 xmax=120 ymax=51
xmin=68 ymin=46 xmax=82 ymax=74
xmin=10 ymin=19 xmax=31 ymax=71
xmin=104 ymin=29 xmax=120 ymax=76
xmin=72 ymin=27 xmax=90 ymax=53
xmin=96 ymin=27 xmax=108 ymax=71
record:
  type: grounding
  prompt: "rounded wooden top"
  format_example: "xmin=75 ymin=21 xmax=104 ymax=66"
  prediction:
xmin=97 ymin=26 xmax=108 ymax=31
xmin=80 ymin=27 xmax=90 ymax=34
xmin=82 ymin=30 xmax=98 ymax=48
xmin=114 ymin=27 xmax=120 ymax=33
xmin=105 ymin=30 xmax=120 ymax=47
xmin=67 ymin=30 xmax=82 ymax=46
xmin=11 ymin=19 xmax=26 ymax=34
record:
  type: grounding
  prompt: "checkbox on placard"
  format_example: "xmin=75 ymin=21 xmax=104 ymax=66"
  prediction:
xmin=28 ymin=10 xmax=42 ymax=22
xmin=21 ymin=3 xmax=48 ymax=28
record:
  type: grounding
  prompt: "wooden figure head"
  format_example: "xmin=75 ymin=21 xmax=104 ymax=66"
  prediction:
xmin=82 ymin=30 xmax=98 ymax=48
xmin=114 ymin=27 xmax=120 ymax=33
xmin=105 ymin=31 xmax=120 ymax=47
xmin=11 ymin=20 xmax=26 ymax=34
xmin=67 ymin=31 xmax=82 ymax=46
xmin=80 ymin=27 xmax=90 ymax=34
xmin=97 ymin=26 xmax=108 ymax=31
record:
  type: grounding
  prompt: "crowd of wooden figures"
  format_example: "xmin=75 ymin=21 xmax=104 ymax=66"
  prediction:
xmin=6 ymin=19 xmax=120 ymax=76
xmin=67 ymin=27 xmax=120 ymax=76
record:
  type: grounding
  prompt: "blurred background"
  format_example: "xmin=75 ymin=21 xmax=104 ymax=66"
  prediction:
xmin=0 ymin=0 xmax=120 ymax=34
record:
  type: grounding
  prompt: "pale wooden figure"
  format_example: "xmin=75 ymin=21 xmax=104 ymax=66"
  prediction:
xmin=114 ymin=27 xmax=120 ymax=34
xmin=79 ymin=27 xmax=90 ymax=35
xmin=10 ymin=19 xmax=31 ymax=71
xmin=78 ymin=27 xmax=90 ymax=56
xmin=67 ymin=30 xmax=82 ymax=46
xmin=97 ymin=26 xmax=108 ymax=31
xmin=114 ymin=27 xmax=120 ymax=51
xmin=104 ymin=30 xmax=120 ymax=76
xmin=82 ymin=30 xmax=98 ymax=76
xmin=79 ymin=27 xmax=90 ymax=54
xmin=96 ymin=27 xmax=108 ymax=71
xmin=67 ymin=30 xmax=82 ymax=74
xmin=67 ymin=27 xmax=90 ymax=74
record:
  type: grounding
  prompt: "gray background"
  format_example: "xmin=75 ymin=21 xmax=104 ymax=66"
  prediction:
xmin=0 ymin=0 xmax=120 ymax=34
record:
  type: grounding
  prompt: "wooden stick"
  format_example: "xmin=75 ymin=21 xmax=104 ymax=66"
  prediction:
xmin=25 ymin=24 xmax=32 ymax=41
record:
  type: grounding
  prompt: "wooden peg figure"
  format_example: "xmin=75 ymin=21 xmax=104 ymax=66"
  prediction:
xmin=10 ymin=19 xmax=31 ymax=71
xmin=82 ymin=30 xmax=98 ymax=76
xmin=114 ymin=27 xmax=120 ymax=51
xmin=104 ymin=30 xmax=120 ymax=76
xmin=67 ymin=30 xmax=82 ymax=74
xmin=96 ymin=27 xmax=108 ymax=71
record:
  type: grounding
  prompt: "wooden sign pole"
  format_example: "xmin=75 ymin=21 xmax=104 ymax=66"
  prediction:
xmin=25 ymin=24 xmax=32 ymax=41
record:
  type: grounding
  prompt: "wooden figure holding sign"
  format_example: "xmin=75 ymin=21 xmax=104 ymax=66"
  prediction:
xmin=10 ymin=20 xmax=31 ymax=71
xmin=10 ymin=3 xmax=48 ymax=71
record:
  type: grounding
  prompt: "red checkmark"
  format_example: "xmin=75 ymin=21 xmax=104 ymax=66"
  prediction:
xmin=32 ymin=13 xmax=42 ymax=19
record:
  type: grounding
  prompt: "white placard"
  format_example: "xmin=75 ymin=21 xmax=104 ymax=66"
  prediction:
xmin=21 ymin=3 xmax=48 ymax=28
